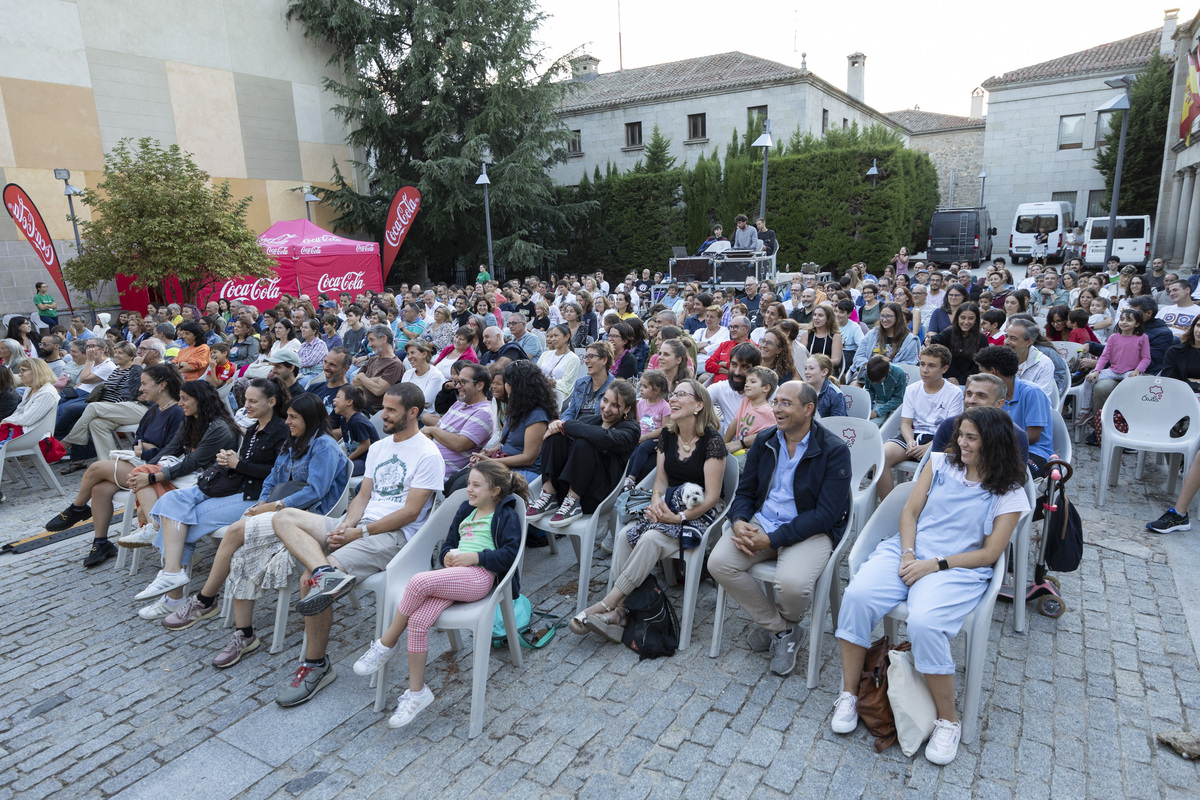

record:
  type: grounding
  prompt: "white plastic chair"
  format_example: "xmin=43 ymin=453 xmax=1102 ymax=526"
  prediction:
xmin=1007 ymin=476 xmax=1038 ymax=634
xmin=897 ymin=363 xmax=921 ymax=386
xmin=369 ymin=410 xmax=387 ymax=438
xmin=373 ymin=490 xmax=528 ymax=739
xmin=0 ymin=406 xmax=66 ymax=497
xmin=839 ymin=386 xmax=872 ymax=420
xmin=1097 ymin=376 xmax=1200 ymax=505
xmin=549 ymin=477 xmax=626 ymax=615
xmin=823 ymin=418 xmax=885 ymax=540
xmin=1048 ymin=409 xmax=1072 ymax=466
xmin=659 ymin=455 xmax=740 ymax=651
xmin=847 ymin=482 xmax=1016 ymax=745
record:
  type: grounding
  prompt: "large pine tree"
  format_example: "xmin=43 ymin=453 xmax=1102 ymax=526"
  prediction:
xmin=286 ymin=0 xmax=584 ymax=282
xmin=1093 ymin=52 xmax=1171 ymax=217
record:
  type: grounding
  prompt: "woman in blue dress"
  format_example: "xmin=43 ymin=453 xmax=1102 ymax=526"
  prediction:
xmin=831 ymin=406 xmax=1029 ymax=766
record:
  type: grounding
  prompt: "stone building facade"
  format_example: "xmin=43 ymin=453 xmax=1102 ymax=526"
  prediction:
xmin=549 ymin=52 xmax=905 ymax=186
xmin=1152 ymin=9 xmax=1200 ymax=271
xmin=0 ymin=0 xmax=360 ymax=315
xmin=979 ymin=21 xmax=1173 ymax=255
xmin=887 ymin=107 xmax=985 ymax=209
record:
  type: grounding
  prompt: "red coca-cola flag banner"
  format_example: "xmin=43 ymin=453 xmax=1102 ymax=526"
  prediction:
xmin=382 ymin=185 xmax=421 ymax=276
xmin=4 ymin=184 xmax=72 ymax=306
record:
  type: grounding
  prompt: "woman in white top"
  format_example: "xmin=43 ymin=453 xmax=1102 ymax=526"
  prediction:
xmin=537 ymin=324 xmax=582 ymax=408
xmin=4 ymin=359 xmax=59 ymax=430
xmin=401 ymin=340 xmax=443 ymax=411
xmin=750 ymin=302 xmax=785 ymax=345
xmin=692 ymin=305 xmax=729 ymax=357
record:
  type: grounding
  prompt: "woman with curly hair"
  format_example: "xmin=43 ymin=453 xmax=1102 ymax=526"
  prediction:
xmin=760 ymin=326 xmax=797 ymax=384
xmin=833 ymin=406 xmax=1029 ymax=765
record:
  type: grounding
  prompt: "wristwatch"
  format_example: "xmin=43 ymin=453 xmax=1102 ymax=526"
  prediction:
xmin=937 ymin=557 xmax=950 ymax=571
xmin=274 ymin=500 xmax=284 ymax=511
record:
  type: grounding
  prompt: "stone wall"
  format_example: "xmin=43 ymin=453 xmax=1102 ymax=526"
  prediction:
xmin=907 ymin=127 xmax=985 ymax=208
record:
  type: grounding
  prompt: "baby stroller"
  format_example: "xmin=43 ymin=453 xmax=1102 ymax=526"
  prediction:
xmin=998 ymin=458 xmax=1077 ymax=618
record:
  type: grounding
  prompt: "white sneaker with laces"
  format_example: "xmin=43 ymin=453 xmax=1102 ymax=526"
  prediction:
xmin=925 ymin=718 xmax=962 ymax=765
xmin=137 ymin=595 xmax=174 ymax=620
xmin=118 ymin=523 xmax=158 ymax=548
xmin=388 ymin=686 xmax=434 ymax=728
xmin=133 ymin=569 xmax=190 ymax=601
xmin=831 ymin=691 xmax=859 ymax=734
xmin=353 ymin=639 xmax=396 ymax=676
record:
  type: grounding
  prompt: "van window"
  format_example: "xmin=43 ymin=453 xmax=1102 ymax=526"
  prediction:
xmin=931 ymin=214 xmax=966 ymax=237
xmin=1088 ymin=219 xmax=1146 ymax=240
xmin=1015 ymin=215 xmax=1059 ymax=235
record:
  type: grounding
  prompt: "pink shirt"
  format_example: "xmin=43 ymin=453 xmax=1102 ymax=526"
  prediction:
xmin=636 ymin=397 xmax=670 ymax=436
xmin=1095 ymin=332 xmax=1150 ymax=374
xmin=730 ymin=397 xmax=774 ymax=440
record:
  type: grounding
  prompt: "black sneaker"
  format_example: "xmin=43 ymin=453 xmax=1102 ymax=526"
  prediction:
xmin=47 ymin=504 xmax=92 ymax=532
xmin=82 ymin=539 xmax=117 ymax=567
xmin=1147 ymin=509 xmax=1191 ymax=534
xmin=1083 ymin=433 xmax=1099 ymax=447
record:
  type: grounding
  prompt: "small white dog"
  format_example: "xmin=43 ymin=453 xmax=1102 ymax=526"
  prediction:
xmin=673 ymin=482 xmax=705 ymax=511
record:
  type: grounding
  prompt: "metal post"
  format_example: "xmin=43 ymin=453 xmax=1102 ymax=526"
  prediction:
xmin=1103 ymin=89 xmax=1132 ymax=264
xmin=759 ymin=123 xmax=770 ymax=221
xmin=482 ymin=182 xmax=494 ymax=275
xmin=65 ymin=191 xmax=96 ymax=326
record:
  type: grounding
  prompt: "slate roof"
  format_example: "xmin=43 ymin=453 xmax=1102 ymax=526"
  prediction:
xmin=885 ymin=109 xmax=984 ymax=133
xmin=981 ymin=27 xmax=1167 ymax=89
xmin=558 ymin=52 xmax=806 ymax=114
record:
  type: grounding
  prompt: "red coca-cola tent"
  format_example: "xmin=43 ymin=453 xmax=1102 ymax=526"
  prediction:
xmin=117 ymin=219 xmax=382 ymax=312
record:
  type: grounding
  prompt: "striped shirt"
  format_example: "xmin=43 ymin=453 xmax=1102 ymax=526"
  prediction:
xmin=435 ymin=399 xmax=494 ymax=478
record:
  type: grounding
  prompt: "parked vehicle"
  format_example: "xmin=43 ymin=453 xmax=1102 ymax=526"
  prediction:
xmin=1081 ymin=215 xmax=1152 ymax=269
xmin=927 ymin=208 xmax=995 ymax=266
xmin=1009 ymin=201 xmax=1074 ymax=264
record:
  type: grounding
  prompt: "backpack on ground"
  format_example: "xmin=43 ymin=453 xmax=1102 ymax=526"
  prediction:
xmin=621 ymin=574 xmax=679 ymax=660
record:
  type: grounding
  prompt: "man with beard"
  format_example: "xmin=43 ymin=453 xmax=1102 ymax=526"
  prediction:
xmin=708 ymin=342 xmax=762 ymax=429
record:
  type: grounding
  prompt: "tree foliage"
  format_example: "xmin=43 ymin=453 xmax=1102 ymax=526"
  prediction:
xmin=1094 ymin=52 xmax=1171 ymax=217
xmin=285 ymin=0 xmax=589 ymax=282
xmin=63 ymin=138 xmax=274 ymax=305
xmin=551 ymin=124 xmax=937 ymax=275
xmin=636 ymin=125 xmax=677 ymax=173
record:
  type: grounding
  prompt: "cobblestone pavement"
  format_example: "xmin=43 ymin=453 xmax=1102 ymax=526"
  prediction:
xmin=2 ymin=439 xmax=1199 ymax=800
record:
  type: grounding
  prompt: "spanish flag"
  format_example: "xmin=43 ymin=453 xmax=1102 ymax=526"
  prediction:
xmin=1181 ymin=50 xmax=1200 ymax=146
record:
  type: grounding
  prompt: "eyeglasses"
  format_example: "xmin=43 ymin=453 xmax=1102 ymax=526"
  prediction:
xmin=669 ymin=391 xmax=696 ymax=400
xmin=583 ymin=353 xmax=602 ymax=360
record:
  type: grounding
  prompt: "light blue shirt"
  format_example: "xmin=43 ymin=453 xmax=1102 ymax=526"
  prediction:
xmin=753 ymin=429 xmax=811 ymax=535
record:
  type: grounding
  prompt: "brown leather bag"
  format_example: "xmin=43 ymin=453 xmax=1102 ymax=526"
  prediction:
xmin=856 ymin=638 xmax=911 ymax=752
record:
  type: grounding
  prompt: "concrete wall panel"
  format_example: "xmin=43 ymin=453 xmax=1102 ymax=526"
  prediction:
xmin=221 ymin=178 xmax=272 ymax=234
xmin=0 ymin=78 xmax=105 ymax=171
xmin=165 ymin=62 xmax=247 ymax=179
xmin=298 ymin=141 xmax=352 ymax=186
xmin=75 ymin=0 xmax=231 ymax=72
xmin=0 ymin=81 xmax=16 ymax=168
xmin=291 ymin=82 xmax=324 ymax=144
xmin=86 ymin=48 xmax=177 ymax=153
xmin=0 ymin=0 xmax=91 ymax=87
xmin=233 ymin=72 xmax=302 ymax=181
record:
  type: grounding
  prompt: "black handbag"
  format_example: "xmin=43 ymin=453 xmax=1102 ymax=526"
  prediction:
xmin=196 ymin=464 xmax=243 ymax=498
xmin=267 ymin=480 xmax=307 ymax=503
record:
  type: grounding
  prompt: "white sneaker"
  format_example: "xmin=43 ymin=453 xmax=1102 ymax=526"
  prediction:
xmin=133 ymin=569 xmax=189 ymax=602
xmin=831 ymin=691 xmax=859 ymax=734
xmin=353 ymin=639 xmax=396 ymax=676
xmin=117 ymin=523 xmax=158 ymax=549
xmin=925 ymin=718 xmax=962 ymax=765
xmin=599 ymin=529 xmax=615 ymax=554
xmin=388 ymin=686 xmax=434 ymax=728
xmin=137 ymin=596 xmax=175 ymax=620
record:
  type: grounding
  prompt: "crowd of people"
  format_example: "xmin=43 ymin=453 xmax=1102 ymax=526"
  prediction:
xmin=2 ymin=250 xmax=1195 ymax=760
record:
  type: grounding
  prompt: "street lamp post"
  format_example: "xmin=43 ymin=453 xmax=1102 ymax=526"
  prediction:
xmin=54 ymin=168 xmax=95 ymax=325
xmin=752 ymin=119 xmax=773 ymax=221
xmin=866 ymin=158 xmax=879 ymax=188
xmin=978 ymin=167 xmax=987 ymax=208
xmin=1096 ymin=75 xmax=1133 ymax=264
xmin=476 ymin=162 xmax=494 ymax=277
xmin=303 ymin=186 xmax=320 ymax=222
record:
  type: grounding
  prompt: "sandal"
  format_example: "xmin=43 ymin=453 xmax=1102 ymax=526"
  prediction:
xmin=585 ymin=608 xmax=626 ymax=643
xmin=568 ymin=611 xmax=589 ymax=635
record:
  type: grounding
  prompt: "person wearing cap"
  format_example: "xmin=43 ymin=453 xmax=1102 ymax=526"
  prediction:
xmin=266 ymin=349 xmax=307 ymax=395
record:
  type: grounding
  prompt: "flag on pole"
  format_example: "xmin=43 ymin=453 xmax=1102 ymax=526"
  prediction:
xmin=1181 ymin=50 xmax=1200 ymax=146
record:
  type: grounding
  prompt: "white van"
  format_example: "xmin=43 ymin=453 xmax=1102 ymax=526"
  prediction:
xmin=1008 ymin=201 xmax=1074 ymax=264
xmin=1081 ymin=215 xmax=1152 ymax=268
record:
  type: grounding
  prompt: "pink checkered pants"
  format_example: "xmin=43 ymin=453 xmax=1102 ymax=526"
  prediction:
xmin=398 ymin=566 xmax=494 ymax=653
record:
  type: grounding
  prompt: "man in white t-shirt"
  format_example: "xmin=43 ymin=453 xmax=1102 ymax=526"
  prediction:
xmin=1158 ymin=280 xmax=1199 ymax=339
xmin=267 ymin=382 xmax=445 ymax=707
xmin=877 ymin=344 xmax=963 ymax=501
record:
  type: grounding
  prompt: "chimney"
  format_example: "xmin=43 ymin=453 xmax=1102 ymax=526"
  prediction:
xmin=570 ymin=54 xmax=601 ymax=82
xmin=1163 ymin=9 xmax=1179 ymax=54
xmin=970 ymin=87 xmax=984 ymax=119
xmin=847 ymin=52 xmax=865 ymax=103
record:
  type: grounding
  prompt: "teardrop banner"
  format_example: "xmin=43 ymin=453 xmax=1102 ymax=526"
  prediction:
xmin=4 ymin=183 xmax=72 ymax=306
xmin=382 ymin=185 xmax=421 ymax=276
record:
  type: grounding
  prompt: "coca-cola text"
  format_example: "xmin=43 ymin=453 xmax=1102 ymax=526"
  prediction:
xmin=317 ymin=272 xmax=366 ymax=293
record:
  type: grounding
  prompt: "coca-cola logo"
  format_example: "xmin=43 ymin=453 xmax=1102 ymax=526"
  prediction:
xmin=355 ymin=244 xmax=375 ymax=252
xmin=386 ymin=195 xmax=420 ymax=247
xmin=303 ymin=234 xmax=343 ymax=244
xmin=258 ymin=233 xmax=296 ymax=246
xmin=382 ymin=186 xmax=422 ymax=273
xmin=265 ymin=246 xmax=288 ymax=256
xmin=300 ymin=246 xmax=321 ymax=255
xmin=5 ymin=189 xmax=56 ymax=267
xmin=318 ymin=271 xmax=365 ymax=293
xmin=218 ymin=277 xmax=281 ymax=301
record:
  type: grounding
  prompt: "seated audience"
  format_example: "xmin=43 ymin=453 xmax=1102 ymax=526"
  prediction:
xmin=420 ymin=363 xmax=494 ymax=482
xmin=863 ymin=355 xmax=906 ymax=427
xmin=878 ymin=345 xmax=964 ymax=499
xmin=972 ymin=346 xmax=1053 ymax=477
xmin=804 ymin=354 xmax=847 ymax=419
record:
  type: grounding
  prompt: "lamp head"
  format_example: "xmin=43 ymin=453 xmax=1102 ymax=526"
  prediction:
xmin=1103 ymin=74 xmax=1133 ymax=90
xmin=54 ymin=169 xmax=70 ymax=181
xmin=475 ymin=162 xmax=490 ymax=186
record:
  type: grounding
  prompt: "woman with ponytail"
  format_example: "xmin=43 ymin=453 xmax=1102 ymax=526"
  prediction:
xmin=351 ymin=459 xmax=527 ymax=728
